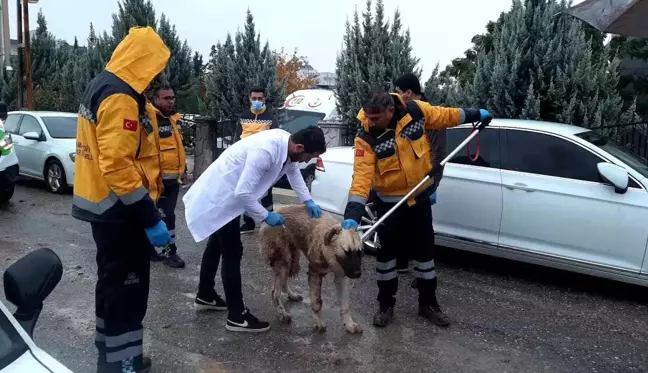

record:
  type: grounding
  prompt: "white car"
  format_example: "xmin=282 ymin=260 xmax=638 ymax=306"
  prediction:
xmin=310 ymin=119 xmax=648 ymax=287
xmin=1 ymin=248 xmax=72 ymax=372
xmin=3 ymin=111 xmax=77 ymax=193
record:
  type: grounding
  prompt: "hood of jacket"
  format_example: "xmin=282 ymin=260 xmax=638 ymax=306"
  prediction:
xmin=105 ymin=26 xmax=170 ymax=94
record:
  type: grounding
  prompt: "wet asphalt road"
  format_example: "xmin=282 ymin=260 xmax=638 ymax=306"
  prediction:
xmin=1 ymin=180 xmax=648 ymax=373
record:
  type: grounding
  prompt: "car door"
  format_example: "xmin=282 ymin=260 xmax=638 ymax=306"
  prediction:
xmin=14 ymin=115 xmax=46 ymax=178
xmin=433 ymin=126 xmax=503 ymax=246
xmin=499 ymin=128 xmax=648 ymax=274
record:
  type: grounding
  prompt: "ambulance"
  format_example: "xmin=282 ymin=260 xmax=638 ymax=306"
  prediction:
xmin=275 ymin=88 xmax=341 ymax=190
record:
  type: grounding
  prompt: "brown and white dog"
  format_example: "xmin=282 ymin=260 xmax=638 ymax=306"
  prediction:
xmin=259 ymin=205 xmax=363 ymax=334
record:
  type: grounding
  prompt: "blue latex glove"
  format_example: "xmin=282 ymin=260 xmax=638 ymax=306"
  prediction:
xmin=479 ymin=109 xmax=491 ymax=121
xmin=264 ymin=212 xmax=285 ymax=227
xmin=430 ymin=192 xmax=437 ymax=206
xmin=341 ymin=219 xmax=358 ymax=230
xmin=304 ymin=199 xmax=322 ymax=219
xmin=144 ymin=220 xmax=170 ymax=247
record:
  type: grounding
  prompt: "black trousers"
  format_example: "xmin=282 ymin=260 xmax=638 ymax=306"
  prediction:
xmin=91 ymin=222 xmax=151 ymax=368
xmin=158 ymin=179 xmax=180 ymax=250
xmin=242 ymin=188 xmax=273 ymax=227
xmin=375 ymin=199 xmax=438 ymax=307
xmin=198 ymin=217 xmax=245 ymax=317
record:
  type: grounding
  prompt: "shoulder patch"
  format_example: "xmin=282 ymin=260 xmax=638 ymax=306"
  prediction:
xmin=355 ymin=149 xmax=365 ymax=157
xmin=123 ymin=119 xmax=138 ymax=132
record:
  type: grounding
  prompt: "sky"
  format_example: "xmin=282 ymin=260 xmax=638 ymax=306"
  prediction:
xmin=7 ymin=0 xmax=587 ymax=80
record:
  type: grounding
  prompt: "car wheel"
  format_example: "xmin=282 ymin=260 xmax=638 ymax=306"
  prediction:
xmin=45 ymin=159 xmax=70 ymax=194
xmin=304 ymin=171 xmax=315 ymax=192
xmin=357 ymin=202 xmax=379 ymax=256
xmin=0 ymin=181 xmax=15 ymax=203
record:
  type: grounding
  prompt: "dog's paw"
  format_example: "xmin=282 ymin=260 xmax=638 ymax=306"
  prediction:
xmin=278 ymin=313 xmax=292 ymax=324
xmin=287 ymin=294 xmax=303 ymax=302
xmin=313 ymin=323 xmax=327 ymax=333
xmin=345 ymin=322 xmax=363 ymax=334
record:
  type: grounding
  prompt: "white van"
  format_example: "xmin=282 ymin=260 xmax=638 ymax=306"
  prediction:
xmin=275 ymin=88 xmax=340 ymax=190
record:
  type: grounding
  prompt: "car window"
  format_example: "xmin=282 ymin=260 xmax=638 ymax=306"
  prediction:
xmin=445 ymin=127 xmax=500 ymax=168
xmin=2 ymin=115 xmax=22 ymax=134
xmin=576 ymin=130 xmax=648 ymax=182
xmin=0 ymin=310 xmax=28 ymax=370
xmin=503 ymin=130 xmax=604 ymax=183
xmin=17 ymin=115 xmax=42 ymax=137
xmin=279 ymin=109 xmax=325 ymax=134
xmin=41 ymin=116 xmax=77 ymax=139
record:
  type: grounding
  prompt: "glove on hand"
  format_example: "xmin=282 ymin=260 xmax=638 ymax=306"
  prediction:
xmin=341 ymin=219 xmax=359 ymax=230
xmin=264 ymin=212 xmax=285 ymax=227
xmin=479 ymin=109 xmax=491 ymax=121
xmin=430 ymin=192 xmax=437 ymax=206
xmin=145 ymin=220 xmax=171 ymax=247
xmin=304 ymin=200 xmax=322 ymax=219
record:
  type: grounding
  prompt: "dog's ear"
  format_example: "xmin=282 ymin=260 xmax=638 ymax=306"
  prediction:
xmin=324 ymin=225 xmax=342 ymax=246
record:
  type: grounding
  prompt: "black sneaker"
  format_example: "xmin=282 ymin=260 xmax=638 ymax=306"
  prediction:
xmin=240 ymin=222 xmax=255 ymax=234
xmin=195 ymin=294 xmax=227 ymax=311
xmin=226 ymin=309 xmax=270 ymax=333
xmin=162 ymin=246 xmax=186 ymax=269
xmin=372 ymin=305 xmax=394 ymax=327
xmin=419 ymin=305 xmax=451 ymax=327
xmin=150 ymin=248 xmax=164 ymax=262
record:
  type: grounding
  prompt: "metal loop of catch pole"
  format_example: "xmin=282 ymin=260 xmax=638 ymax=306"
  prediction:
xmin=360 ymin=117 xmax=492 ymax=243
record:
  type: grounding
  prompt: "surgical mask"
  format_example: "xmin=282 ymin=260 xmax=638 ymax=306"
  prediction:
xmin=251 ymin=100 xmax=264 ymax=111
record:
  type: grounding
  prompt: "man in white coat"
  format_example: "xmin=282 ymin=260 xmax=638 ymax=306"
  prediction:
xmin=183 ymin=126 xmax=326 ymax=332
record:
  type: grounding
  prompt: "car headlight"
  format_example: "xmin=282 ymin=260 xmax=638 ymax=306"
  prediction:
xmin=69 ymin=152 xmax=76 ymax=162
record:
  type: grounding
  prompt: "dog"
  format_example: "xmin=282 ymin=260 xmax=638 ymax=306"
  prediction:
xmin=259 ymin=204 xmax=363 ymax=334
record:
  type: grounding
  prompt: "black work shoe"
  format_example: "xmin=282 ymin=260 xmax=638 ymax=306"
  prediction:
xmin=372 ymin=306 xmax=394 ymax=327
xmin=240 ymin=222 xmax=255 ymax=234
xmin=226 ymin=308 xmax=270 ymax=333
xmin=195 ymin=293 xmax=227 ymax=311
xmin=163 ymin=253 xmax=185 ymax=268
xmin=150 ymin=249 xmax=164 ymax=262
xmin=411 ymin=278 xmax=418 ymax=289
xmin=419 ymin=305 xmax=451 ymax=327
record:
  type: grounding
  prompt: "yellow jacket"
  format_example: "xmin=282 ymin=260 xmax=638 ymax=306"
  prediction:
xmin=344 ymin=94 xmax=480 ymax=222
xmin=149 ymin=103 xmax=186 ymax=181
xmin=72 ymin=27 xmax=170 ymax=227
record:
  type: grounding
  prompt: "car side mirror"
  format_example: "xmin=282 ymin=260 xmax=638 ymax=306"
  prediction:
xmin=3 ymin=247 xmax=63 ymax=337
xmin=22 ymin=131 xmax=42 ymax=141
xmin=597 ymin=162 xmax=629 ymax=194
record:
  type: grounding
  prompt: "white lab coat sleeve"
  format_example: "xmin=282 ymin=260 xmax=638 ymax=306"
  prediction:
xmin=234 ymin=149 xmax=273 ymax=222
xmin=286 ymin=163 xmax=312 ymax=202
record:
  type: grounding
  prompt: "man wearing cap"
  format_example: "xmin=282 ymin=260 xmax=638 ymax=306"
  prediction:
xmin=393 ymin=73 xmax=446 ymax=276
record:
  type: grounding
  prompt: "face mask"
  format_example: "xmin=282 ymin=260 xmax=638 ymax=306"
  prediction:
xmin=251 ymin=100 xmax=264 ymax=111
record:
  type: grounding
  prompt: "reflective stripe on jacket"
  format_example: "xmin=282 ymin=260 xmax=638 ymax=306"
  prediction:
xmin=238 ymin=106 xmax=278 ymax=139
xmin=72 ymin=26 xmax=170 ymax=227
xmin=150 ymin=104 xmax=186 ymax=181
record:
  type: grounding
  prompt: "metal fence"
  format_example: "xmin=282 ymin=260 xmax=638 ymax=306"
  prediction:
xmin=594 ymin=122 xmax=648 ymax=162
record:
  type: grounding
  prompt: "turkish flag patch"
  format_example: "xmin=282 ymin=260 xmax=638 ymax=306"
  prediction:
xmin=355 ymin=149 xmax=365 ymax=157
xmin=123 ymin=119 xmax=138 ymax=132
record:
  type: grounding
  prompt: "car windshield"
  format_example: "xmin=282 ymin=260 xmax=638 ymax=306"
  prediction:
xmin=279 ymin=110 xmax=326 ymax=134
xmin=0 ymin=307 xmax=28 ymax=370
xmin=577 ymin=131 xmax=648 ymax=179
xmin=41 ymin=116 xmax=78 ymax=139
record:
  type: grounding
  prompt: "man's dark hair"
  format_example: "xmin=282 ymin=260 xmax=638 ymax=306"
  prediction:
xmin=362 ymin=92 xmax=395 ymax=114
xmin=152 ymin=84 xmax=173 ymax=98
xmin=394 ymin=73 xmax=422 ymax=95
xmin=250 ymin=86 xmax=265 ymax=95
xmin=290 ymin=126 xmax=326 ymax=153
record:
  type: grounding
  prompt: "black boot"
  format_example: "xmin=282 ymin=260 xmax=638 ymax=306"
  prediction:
xmin=163 ymin=244 xmax=185 ymax=269
xmin=418 ymin=304 xmax=451 ymax=327
xmin=372 ymin=305 xmax=394 ymax=327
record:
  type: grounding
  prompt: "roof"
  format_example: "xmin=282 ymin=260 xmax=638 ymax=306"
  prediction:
xmin=8 ymin=111 xmax=78 ymax=118
xmin=459 ymin=118 xmax=591 ymax=137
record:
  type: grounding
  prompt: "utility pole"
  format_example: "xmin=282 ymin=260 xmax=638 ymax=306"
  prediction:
xmin=23 ymin=0 xmax=32 ymax=110
xmin=15 ymin=0 xmax=22 ymax=109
